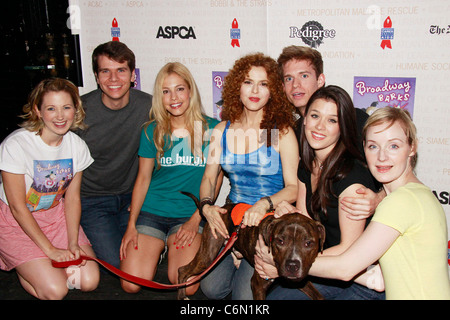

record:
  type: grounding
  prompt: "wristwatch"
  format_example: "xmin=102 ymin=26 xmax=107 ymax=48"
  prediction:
xmin=261 ymin=196 xmax=274 ymax=212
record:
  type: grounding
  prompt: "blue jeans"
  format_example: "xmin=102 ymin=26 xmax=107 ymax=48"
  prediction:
xmin=80 ymin=193 xmax=131 ymax=269
xmin=267 ymin=277 xmax=385 ymax=300
xmin=200 ymin=252 xmax=255 ymax=300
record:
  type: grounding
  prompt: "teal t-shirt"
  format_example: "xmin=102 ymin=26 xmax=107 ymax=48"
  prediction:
xmin=138 ymin=116 xmax=219 ymax=218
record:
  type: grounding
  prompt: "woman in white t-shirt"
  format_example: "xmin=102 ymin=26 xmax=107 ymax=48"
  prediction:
xmin=0 ymin=78 xmax=99 ymax=299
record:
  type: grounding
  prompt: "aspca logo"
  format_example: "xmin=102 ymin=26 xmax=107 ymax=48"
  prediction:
xmin=156 ymin=26 xmax=196 ymax=39
xmin=289 ymin=21 xmax=335 ymax=48
xmin=432 ymin=190 xmax=450 ymax=205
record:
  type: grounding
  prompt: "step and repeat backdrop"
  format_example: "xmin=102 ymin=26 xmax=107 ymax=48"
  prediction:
xmin=68 ymin=0 xmax=450 ymax=248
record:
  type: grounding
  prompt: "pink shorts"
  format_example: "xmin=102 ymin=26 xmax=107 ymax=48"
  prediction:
xmin=0 ymin=199 xmax=90 ymax=271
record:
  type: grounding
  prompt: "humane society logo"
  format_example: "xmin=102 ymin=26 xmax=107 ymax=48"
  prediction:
xmin=353 ymin=76 xmax=416 ymax=118
xmin=26 ymin=159 xmax=73 ymax=212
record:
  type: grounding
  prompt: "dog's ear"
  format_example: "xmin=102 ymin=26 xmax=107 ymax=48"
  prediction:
xmin=315 ymin=221 xmax=326 ymax=254
xmin=259 ymin=215 xmax=277 ymax=253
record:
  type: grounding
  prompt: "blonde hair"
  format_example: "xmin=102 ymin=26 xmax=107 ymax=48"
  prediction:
xmin=20 ymin=78 xmax=86 ymax=133
xmin=363 ymin=107 xmax=418 ymax=169
xmin=146 ymin=62 xmax=207 ymax=168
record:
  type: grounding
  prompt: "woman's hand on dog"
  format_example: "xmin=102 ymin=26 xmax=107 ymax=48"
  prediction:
xmin=202 ymin=204 xmax=229 ymax=239
xmin=242 ymin=200 xmax=268 ymax=228
xmin=274 ymin=200 xmax=301 ymax=218
xmin=254 ymin=234 xmax=279 ymax=280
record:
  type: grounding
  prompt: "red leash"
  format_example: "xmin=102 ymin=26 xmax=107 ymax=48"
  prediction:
xmin=52 ymin=230 xmax=238 ymax=289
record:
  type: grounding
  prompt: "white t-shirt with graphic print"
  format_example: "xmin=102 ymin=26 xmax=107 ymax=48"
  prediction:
xmin=0 ymin=128 xmax=93 ymax=212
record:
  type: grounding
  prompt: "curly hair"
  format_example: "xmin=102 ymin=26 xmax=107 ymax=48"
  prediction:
xmin=221 ymin=53 xmax=295 ymax=144
xmin=20 ymin=77 xmax=86 ymax=134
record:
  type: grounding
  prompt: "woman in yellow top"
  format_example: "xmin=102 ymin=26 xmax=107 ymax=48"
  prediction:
xmin=256 ymin=107 xmax=450 ymax=299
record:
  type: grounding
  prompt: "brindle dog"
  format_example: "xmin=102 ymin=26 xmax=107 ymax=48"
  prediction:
xmin=177 ymin=192 xmax=325 ymax=300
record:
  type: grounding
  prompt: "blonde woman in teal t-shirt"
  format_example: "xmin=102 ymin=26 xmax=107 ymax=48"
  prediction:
xmin=119 ymin=62 xmax=221 ymax=297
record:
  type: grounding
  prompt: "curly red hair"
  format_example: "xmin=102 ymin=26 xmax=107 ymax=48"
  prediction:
xmin=221 ymin=53 xmax=295 ymax=143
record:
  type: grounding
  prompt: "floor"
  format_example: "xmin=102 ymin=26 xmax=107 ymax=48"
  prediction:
xmin=0 ymin=256 xmax=419 ymax=317
xmin=0 ymin=255 xmax=209 ymax=300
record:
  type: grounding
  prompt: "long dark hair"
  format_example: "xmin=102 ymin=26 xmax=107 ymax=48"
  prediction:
xmin=300 ymin=85 xmax=364 ymax=219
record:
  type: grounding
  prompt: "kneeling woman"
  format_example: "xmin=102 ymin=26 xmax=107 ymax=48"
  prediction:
xmin=0 ymin=78 xmax=99 ymax=299
xmin=264 ymin=85 xmax=383 ymax=300
xmin=199 ymin=53 xmax=299 ymax=300
xmin=120 ymin=62 xmax=221 ymax=296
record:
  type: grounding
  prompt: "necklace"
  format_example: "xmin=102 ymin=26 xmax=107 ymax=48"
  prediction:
xmin=316 ymin=158 xmax=324 ymax=170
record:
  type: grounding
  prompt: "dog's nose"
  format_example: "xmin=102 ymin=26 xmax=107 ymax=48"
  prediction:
xmin=285 ymin=259 xmax=300 ymax=273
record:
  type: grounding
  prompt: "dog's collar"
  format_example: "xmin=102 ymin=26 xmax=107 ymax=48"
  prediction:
xmin=231 ymin=203 xmax=274 ymax=226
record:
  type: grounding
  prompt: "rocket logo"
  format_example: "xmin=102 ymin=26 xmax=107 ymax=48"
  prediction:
xmin=230 ymin=18 xmax=240 ymax=47
xmin=380 ymin=16 xmax=394 ymax=49
xmin=111 ymin=18 xmax=120 ymax=41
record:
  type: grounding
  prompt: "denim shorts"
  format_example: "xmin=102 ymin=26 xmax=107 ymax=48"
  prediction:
xmin=136 ymin=211 xmax=204 ymax=244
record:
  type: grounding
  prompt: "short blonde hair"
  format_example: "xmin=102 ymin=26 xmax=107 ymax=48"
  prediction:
xmin=363 ymin=107 xmax=418 ymax=169
xmin=20 ymin=78 xmax=85 ymax=133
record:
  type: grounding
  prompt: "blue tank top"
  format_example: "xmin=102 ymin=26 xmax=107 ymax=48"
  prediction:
xmin=220 ymin=121 xmax=284 ymax=204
